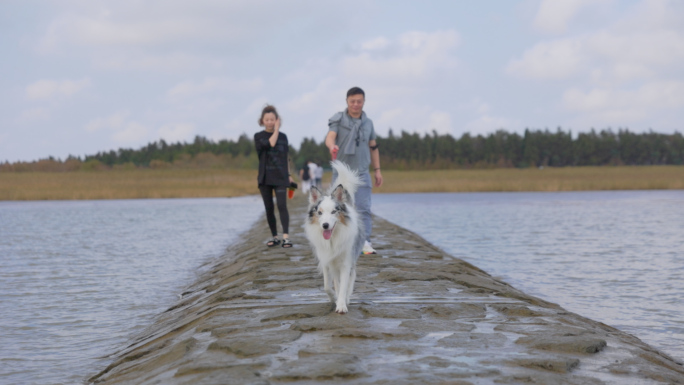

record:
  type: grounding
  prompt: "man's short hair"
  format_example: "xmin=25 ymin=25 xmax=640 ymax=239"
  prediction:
xmin=346 ymin=87 xmax=365 ymax=98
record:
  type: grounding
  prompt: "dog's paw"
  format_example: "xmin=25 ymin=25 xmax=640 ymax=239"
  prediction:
xmin=335 ymin=304 xmax=348 ymax=314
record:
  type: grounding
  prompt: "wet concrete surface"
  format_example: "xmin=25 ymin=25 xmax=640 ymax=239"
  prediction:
xmin=88 ymin=195 xmax=684 ymax=384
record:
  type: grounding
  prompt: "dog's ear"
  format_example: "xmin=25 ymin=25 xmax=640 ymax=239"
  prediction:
xmin=331 ymin=184 xmax=351 ymax=203
xmin=309 ymin=186 xmax=323 ymax=205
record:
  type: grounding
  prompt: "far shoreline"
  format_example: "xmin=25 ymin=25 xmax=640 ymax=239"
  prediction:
xmin=1 ymin=165 xmax=682 ymax=201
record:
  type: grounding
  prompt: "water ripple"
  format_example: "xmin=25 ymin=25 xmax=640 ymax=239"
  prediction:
xmin=373 ymin=190 xmax=684 ymax=362
xmin=0 ymin=197 xmax=261 ymax=385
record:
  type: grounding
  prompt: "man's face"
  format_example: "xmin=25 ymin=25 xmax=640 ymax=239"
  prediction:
xmin=346 ymin=94 xmax=365 ymax=117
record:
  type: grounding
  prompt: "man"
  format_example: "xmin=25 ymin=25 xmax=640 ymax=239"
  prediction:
xmin=325 ymin=87 xmax=383 ymax=255
xmin=314 ymin=161 xmax=323 ymax=189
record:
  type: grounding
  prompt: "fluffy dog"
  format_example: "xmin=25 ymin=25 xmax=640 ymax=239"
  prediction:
xmin=305 ymin=160 xmax=364 ymax=314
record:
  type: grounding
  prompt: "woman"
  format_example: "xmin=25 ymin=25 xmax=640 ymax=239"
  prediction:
xmin=254 ymin=105 xmax=294 ymax=248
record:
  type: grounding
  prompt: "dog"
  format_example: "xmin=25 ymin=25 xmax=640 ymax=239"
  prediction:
xmin=305 ymin=160 xmax=364 ymax=314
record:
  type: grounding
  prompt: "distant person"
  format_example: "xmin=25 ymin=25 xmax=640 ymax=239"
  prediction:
xmin=314 ymin=161 xmax=324 ymax=188
xmin=254 ymin=105 xmax=293 ymax=248
xmin=299 ymin=160 xmax=313 ymax=194
xmin=307 ymin=160 xmax=319 ymax=189
xmin=325 ymin=86 xmax=383 ymax=255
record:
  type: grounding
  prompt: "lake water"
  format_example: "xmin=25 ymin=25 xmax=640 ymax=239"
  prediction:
xmin=373 ymin=190 xmax=684 ymax=362
xmin=1 ymin=191 xmax=682 ymax=384
xmin=0 ymin=197 xmax=262 ymax=385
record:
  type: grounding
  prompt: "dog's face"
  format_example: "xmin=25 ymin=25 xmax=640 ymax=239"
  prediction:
xmin=308 ymin=185 xmax=351 ymax=240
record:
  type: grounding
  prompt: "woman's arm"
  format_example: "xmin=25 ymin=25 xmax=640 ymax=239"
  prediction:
xmin=268 ymin=118 xmax=281 ymax=147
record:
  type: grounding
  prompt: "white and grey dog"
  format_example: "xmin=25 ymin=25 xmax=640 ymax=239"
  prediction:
xmin=305 ymin=160 xmax=364 ymax=314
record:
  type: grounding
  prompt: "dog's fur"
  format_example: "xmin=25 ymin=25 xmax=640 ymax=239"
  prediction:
xmin=305 ymin=160 xmax=364 ymax=314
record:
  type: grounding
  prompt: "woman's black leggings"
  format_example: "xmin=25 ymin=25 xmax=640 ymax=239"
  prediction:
xmin=258 ymin=185 xmax=289 ymax=236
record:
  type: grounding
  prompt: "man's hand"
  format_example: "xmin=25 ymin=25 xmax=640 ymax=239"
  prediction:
xmin=325 ymin=131 xmax=339 ymax=160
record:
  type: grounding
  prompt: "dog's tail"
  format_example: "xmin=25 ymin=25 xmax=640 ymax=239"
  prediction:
xmin=329 ymin=160 xmax=362 ymax=203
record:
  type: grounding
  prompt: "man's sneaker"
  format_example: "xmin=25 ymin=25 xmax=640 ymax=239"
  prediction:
xmin=362 ymin=241 xmax=377 ymax=255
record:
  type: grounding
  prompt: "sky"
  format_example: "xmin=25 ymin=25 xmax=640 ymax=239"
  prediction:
xmin=1 ymin=0 xmax=683 ymax=163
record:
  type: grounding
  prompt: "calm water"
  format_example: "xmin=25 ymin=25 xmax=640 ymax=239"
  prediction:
xmin=373 ymin=190 xmax=684 ymax=362
xmin=1 ymin=191 xmax=682 ymax=385
xmin=0 ymin=197 xmax=261 ymax=385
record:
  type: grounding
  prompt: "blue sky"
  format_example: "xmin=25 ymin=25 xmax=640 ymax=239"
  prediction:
xmin=1 ymin=0 xmax=683 ymax=162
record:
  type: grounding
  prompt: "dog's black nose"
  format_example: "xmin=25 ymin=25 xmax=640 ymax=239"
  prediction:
xmin=322 ymin=223 xmax=329 ymax=229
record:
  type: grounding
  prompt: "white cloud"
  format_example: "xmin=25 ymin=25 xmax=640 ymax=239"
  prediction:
xmin=506 ymin=38 xmax=585 ymax=80
xmin=427 ymin=111 xmax=453 ymax=135
xmin=35 ymin=1 xmax=347 ymax=54
xmin=223 ymin=118 xmax=242 ymax=133
xmin=85 ymin=111 xmax=129 ymax=132
xmin=533 ymin=0 xmax=610 ymax=34
xmin=84 ymin=111 xmax=150 ymax=144
xmin=33 ymin=1 xmax=343 ymax=75
xmin=475 ymin=102 xmax=491 ymax=115
xmin=563 ymin=80 xmax=684 ymax=122
xmin=508 ymin=25 xmax=684 ymax=82
xmin=221 ymin=118 xmax=253 ymax=142
xmin=282 ymin=78 xmax=337 ymax=114
xmin=587 ymin=28 xmax=684 ymax=80
xmin=92 ymin=51 xmax=222 ymax=72
xmin=166 ymin=77 xmax=263 ymax=100
xmin=360 ymin=37 xmax=391 ymax=51
xmin=513 ymin=0 xmax=684 ymax=83
xmin=25 ymin=78 xmax=91 ymax=100
xmin=374 ymin=106 xmax=454 ymax=137
xmin=245 ymin=97 xmax=271 ymax=116
xmin=341 ymin=30 xmax=461 ymax=85
xmin=157 ymin=123 xmax=196 ymax=143
xmin=16 ymin=108 xmax=50 ymax=123
xmin=38 ymin=7 xmax=227 ymax=72
xmin=38 ymin=6 xmax=245 ymax=52
xmin=378 ymin=108 xmax=403 ymax=126
xmin=507 ymin=0 xmax=684 ymax=130
xmin=456 ymin=98 xmax=518 ymax=135
xmin=111 ymin=121 xmax=150 ymax=143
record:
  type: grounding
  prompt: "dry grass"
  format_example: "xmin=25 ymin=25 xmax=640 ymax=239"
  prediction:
xmin=375 ymin=165 xmax=684 ymax=193
xmin=0 ymin=169 xmax=257 ymax=200
xmin=1 ymin=166 xmax=682 ymax=201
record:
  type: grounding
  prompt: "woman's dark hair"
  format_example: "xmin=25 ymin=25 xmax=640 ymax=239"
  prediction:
xmin=346 ymin=87 xmax=365 ymax=98
xmin=258 ymin=105 xmax=280 ymax=126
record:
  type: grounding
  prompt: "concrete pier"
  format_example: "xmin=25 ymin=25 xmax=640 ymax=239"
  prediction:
xmin=88 ymin=195 xmax=684 ymax=384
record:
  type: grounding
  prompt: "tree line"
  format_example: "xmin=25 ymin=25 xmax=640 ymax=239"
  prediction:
xmin=376 ymin=128 xmax=684 ymax=169
xmin=2 ymin=128 xmax=682 ymax=172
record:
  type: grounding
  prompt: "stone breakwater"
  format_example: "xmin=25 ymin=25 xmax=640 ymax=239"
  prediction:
xmin=88 ymin=195 xmax=684 ymax=384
